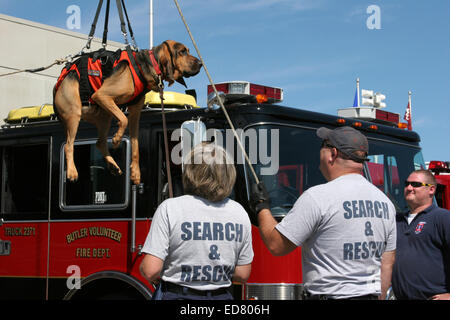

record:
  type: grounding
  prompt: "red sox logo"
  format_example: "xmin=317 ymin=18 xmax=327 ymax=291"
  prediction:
xmin=415 ymin=222 xmax=426 ymax=234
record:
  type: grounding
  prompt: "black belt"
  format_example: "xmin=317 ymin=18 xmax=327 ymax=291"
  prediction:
xmin=303 ymin=290 xmax=379 ymax=300
xmin=161 ymin=281 xmax=230 ymax=297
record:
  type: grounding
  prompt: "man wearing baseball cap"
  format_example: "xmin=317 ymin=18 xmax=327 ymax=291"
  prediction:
xmin=250 ymin=126 xmax=396 ymax=300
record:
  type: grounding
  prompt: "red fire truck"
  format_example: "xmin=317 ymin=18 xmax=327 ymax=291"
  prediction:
xmin=428 ymin=161 xmax=450 ymax=210
xmin=0 ymin=82 xmax=426 ymax=299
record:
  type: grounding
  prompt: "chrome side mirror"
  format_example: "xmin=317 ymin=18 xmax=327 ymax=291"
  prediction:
xmin=207 ymin=91 xmax=226 ymax=110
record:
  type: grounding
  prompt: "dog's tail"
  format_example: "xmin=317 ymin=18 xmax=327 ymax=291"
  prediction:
xmin=52 ymin=84 xmax=60 ymax=121
xmin=53 ymin=65 xmax=80 ymax=121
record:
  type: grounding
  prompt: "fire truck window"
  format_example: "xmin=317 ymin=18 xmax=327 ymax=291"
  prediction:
xmin=61 ymin=140 xmax=129 ymax=210
xmin=244 ymin=124 xmax=425 ymax=217
xmin=159 ymin=128 xmax=236 ymax=205
xmin=365 ymin=142 xmax=425 ymax=213
xmin=435 ymin=184 xmax=445 ymax=208
xmin=413 ymin=152 xmax=426 ymax=171
xmin=2 ymin=144 xmax=49 ymax=215
xmin=366 ymin=155 xmax=386 ymax=191
xmin=244 ymin=125 xmax=326 ymax=218
xmin=158 ymin=131 xmax=184 ymax=204
xmin=367 ymin=155 xmax=401 ymax=197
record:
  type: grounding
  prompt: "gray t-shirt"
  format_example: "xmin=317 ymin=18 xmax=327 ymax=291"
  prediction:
xmin=142 ymin=195 xmax=254 ymax=290
xmin=276 ymin=174 xmax=396 ymax=298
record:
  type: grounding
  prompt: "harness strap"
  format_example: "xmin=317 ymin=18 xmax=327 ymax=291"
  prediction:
xmin=102 ymin=0 xmax=110 ymax=48
xmin=125 ymin=46 xmax=147 ymax=89
xmin=148 ymin=50 xmax=162 ymax=76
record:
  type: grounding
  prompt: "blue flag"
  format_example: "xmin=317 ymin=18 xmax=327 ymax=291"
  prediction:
xmin=353 ymin=88 xmax=359 ymax=107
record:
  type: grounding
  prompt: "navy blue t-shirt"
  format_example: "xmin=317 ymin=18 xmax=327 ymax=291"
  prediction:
xmin=392 ymin=204 xmax=450 ymax=300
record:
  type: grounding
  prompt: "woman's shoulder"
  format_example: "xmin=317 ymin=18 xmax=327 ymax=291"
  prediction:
xmin=221 ymin=199 xmax=252 ymax=222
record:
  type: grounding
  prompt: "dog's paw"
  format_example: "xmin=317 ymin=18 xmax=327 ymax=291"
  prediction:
xmin=107 ymin=163 xmax=123 ymax=176
xmin=67 ymin=168 xmax=79 ymax=182
xmin=131 ymin=169 xmax=141 ymax=185
xmin=112 ymin=135 xmax=123 ymax=149
xmin=130 ymin=161 xmax=141 ymax=185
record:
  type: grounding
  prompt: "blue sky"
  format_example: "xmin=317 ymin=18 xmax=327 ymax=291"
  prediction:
xmin=1 ymin=0 xmax=449 ymax=161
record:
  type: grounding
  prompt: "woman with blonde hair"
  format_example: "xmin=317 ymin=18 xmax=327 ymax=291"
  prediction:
xmin=140 ymin=142 xmax=253 ymax=300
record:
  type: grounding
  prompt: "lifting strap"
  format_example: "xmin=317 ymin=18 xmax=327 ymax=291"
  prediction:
xmin=86 ymin=0 xmax=105 ymax=49
xmin=102 ymin=0 xmax=110 ymax=47
xmin=85 ymin=0 xmax=138 ymax=51
xmin=114 ymin=0 xmax=138 ymax=49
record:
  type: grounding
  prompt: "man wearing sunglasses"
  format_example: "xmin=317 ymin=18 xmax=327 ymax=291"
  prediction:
xmin=392 ymin=169 xmax=450 ymax=300
xmin=251 ymin=126 xmax=396 ymax=300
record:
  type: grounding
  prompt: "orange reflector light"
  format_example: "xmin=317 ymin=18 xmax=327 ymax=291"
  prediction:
xmin=256 ymin=94 xmax=268 ymax=104
xmin=368 ymin=124 xmax=378 ymax=130
xmin=398 ymin=122 xmax=408 ymax=129
xmin=352 ymin=122 xmax=362 ymax=128
xmin=337 ymin=118 xmax=346 ymax=125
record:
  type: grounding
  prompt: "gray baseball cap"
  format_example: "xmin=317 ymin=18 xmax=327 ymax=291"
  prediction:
xmin=317 ymin=126 xmax=369 ymax=163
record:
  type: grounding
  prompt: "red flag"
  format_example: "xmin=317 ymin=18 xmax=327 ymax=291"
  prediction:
xmin=404 ymin=102 xmax=412 ymax=130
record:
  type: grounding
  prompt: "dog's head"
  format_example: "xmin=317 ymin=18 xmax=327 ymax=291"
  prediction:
xmin=154 ymin=40 xmax=202 ymax=87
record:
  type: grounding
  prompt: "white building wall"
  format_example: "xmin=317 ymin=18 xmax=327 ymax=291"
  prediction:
xmin=0 ymin=13 xmax=123 ymax=123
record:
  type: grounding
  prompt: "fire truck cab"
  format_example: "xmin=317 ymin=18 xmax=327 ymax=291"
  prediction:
xmin=0 ymin=81 xmax=427 ymax=299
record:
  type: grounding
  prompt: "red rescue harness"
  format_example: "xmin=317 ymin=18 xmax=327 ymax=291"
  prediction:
xmin=55 ymin=48 xmax=161 ymax=106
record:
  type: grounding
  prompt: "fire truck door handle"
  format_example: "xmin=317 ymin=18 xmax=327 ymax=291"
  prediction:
xmin=130 ymin=183 xmax=144 ymax=254
xmin=0 ymin=239 xmax=11 ymax=256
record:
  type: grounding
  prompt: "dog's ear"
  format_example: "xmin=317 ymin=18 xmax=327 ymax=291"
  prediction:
xmin=155 ymin=43 xmax=175 ymax=86
xmin=172 ymin=42 xmax=188 ymax=87
xmin=176 ymin=77 xmax=187 ymax=88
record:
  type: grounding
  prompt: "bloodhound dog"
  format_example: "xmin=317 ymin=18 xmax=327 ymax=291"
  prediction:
xmin=53 ymin=40 xmax=202 ymax=185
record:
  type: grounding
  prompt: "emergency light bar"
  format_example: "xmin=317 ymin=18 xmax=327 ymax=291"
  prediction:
xmin=207 ymin=81 xmax=283 ymax=105
xmin=337 ymin=106 xmax=402 ymax=128
xmin=429 ymin=160 xmax=450 ymax=172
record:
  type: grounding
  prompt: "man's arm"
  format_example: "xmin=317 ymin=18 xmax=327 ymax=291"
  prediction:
xmin=430 ymin=293 xmax=450 ymax=300
xmin=258 ymin=208 xmax=297 ymax=256
xmin=251 ymin=182 xmax=297 ymax=256
xmin=140 ymin=254 xmax=164 ymax=284
xmin=233 ymin=264 xmax=252 ymax=283
xmin=379 ymin=250 xmax=395 ymax=300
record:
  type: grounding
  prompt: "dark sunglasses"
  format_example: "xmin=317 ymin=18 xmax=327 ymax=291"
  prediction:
xmin=404 ymin=181 xmax=434 ymax=188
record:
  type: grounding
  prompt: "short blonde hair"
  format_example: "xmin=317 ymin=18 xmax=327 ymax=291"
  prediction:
xmin=412 ymin=169 xmax=437 ymax=186
xmin=182 ymin=142 xmax=236 ymax=202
